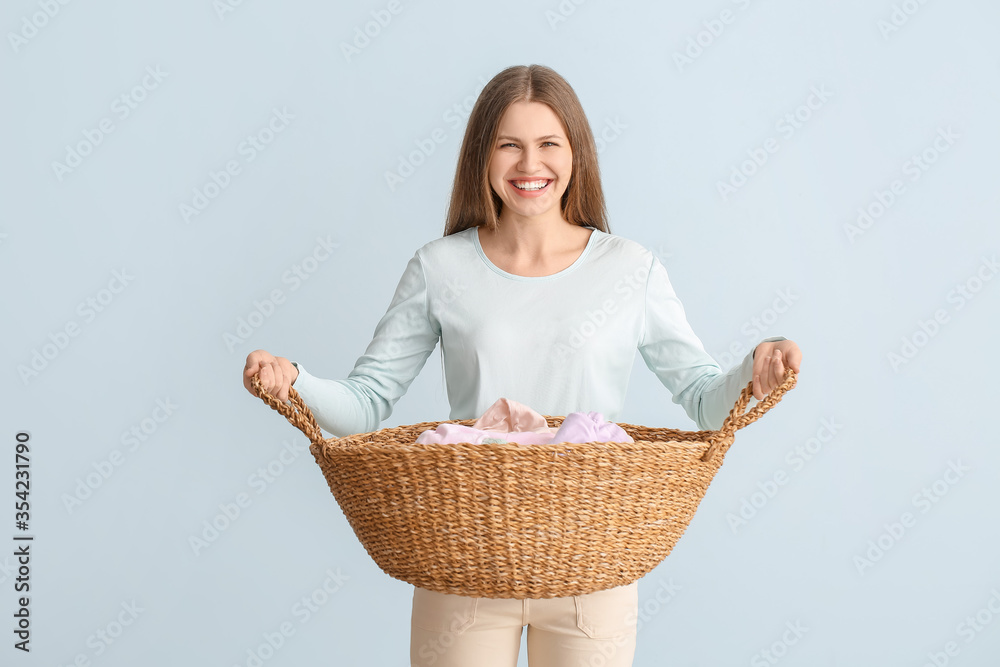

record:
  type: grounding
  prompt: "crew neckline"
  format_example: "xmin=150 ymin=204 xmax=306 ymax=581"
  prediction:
xmin=471 ymin=225 xmax=598 ymax=282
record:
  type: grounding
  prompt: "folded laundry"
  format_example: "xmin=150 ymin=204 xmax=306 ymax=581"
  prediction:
xmin=414 ymin=398 xmax=634 ymax=446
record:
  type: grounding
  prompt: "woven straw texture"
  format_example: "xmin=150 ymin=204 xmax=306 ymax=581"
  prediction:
xmin=251 ymin=367 xmax=796 ymax=599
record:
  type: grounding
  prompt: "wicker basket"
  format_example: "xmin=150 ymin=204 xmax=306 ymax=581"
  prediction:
xmin=251 ymin=367 xmax=797 ymax=599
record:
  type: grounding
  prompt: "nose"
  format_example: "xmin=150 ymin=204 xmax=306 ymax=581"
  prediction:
xmin=517 ymin=145 xmax=543 ymax=174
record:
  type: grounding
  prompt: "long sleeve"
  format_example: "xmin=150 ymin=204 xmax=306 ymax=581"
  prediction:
xmin=289 ymin=251 xmax=441 ymax=437
xmin=637 ymin=254 xmax=786 ymax=431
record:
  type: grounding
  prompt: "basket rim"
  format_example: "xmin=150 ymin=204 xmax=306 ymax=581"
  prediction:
xmin=315 ymin=436 xmax=718 ymax=451
xmin=328 ymin=418 xmax=721 ymax=445
xmin=252 ymin=367 xmax=797 ymax=466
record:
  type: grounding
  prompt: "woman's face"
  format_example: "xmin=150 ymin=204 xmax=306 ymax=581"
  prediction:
xmin=487 ymin=100 xmax=573 ymax=223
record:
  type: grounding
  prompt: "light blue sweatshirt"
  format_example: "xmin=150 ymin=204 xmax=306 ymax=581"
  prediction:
xmin=291 ymin=226 xmax=786 ymax=437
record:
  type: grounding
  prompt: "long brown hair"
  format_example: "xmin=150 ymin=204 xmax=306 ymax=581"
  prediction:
xmin=443 ymin=65 xmax=610 ymax=237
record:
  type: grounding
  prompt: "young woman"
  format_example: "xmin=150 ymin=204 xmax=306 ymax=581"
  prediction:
xmin=243 ymin=64 xmax=803 ymax=667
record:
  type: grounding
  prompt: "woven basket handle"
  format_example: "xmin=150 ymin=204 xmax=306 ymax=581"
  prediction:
xmin=700 ymin=366 xmax=797 ymax=463
xmin=250 ymin=373 xmax=326 ymax=449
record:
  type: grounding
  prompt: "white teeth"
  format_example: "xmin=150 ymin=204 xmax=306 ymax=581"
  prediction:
xmin=512 ymin=179 xmax=550 ymax=191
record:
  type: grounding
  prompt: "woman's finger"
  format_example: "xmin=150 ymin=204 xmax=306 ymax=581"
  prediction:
xmin=272 ymin=363 xmax=287 ymax=402
xmin=759 ymin=352 xmax=775 ymax=398
xmin=760 ymin=360 xmax=772 ymax=398
xmin=260 ymin=362 xmax=275 ymax=395
xmin=752 ymin=343 xmax=772 ymax=400
xmin=243 ymin=361 xmax=258 ymax=396
xmin=765 ymin=350 xmax=782 ymax=396
xmin=783 ymin=346 xmax=801 ymax=374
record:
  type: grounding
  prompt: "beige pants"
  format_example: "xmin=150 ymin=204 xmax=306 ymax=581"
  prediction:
xmin=410 ymin=581 xmax=638 ymax=667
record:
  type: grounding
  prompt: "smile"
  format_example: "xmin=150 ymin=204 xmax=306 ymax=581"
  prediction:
xmin=510 ymin=179 xmax=552 ymax=192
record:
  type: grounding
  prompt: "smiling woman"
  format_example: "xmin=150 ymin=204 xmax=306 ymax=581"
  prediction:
xmin=444 ymin=66 xmax=606 ymax=280
xmin=445 ymin=65 xmax=606 ymax=238
xmin=243 ymin=62 xmax=802 ymax=667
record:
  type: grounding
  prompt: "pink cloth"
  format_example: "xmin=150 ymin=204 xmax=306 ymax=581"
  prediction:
xmin=550 ymin=410 xmax=633 ymax=444
xmin=414 ymin=398 xmax=633 ymax=446
xmin=414 ymin=423 xmax=556 ymax=446
xmin=470 ymin=397 xmax=558 ymax=434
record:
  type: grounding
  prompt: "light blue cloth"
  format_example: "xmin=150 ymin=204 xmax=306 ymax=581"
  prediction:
xmin=292 ymin=226 xmax=786 ymax=437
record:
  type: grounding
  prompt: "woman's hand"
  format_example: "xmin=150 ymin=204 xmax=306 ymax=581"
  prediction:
xmin=243 ymin=349 xmax=299 ymax=402
xmin=751 ymin=340 xmax=801 ymax=400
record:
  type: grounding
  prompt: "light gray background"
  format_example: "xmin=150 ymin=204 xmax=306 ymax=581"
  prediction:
xmin=2 ymin=1 xmax=999 ymax=665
